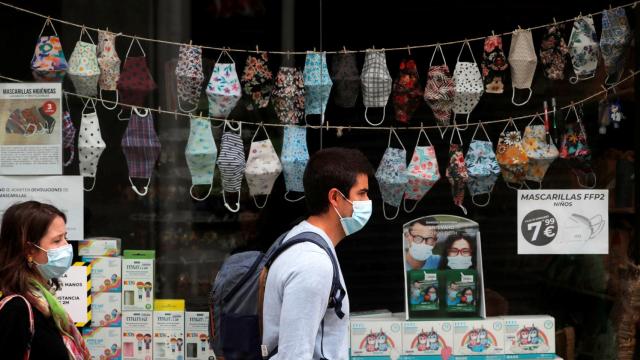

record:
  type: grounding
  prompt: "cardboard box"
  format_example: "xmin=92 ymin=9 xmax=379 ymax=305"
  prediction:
xmin=154 ymin=305 xmax=186 ymax=360
xmin=122 ymin=311 xmax=153 ymax=360
xmin=185 ymin=311 xmax=216 ymax=360
xmin=350 ymin=316 xmax=403 ymax=358
xmin=79 ymin=237 xmax=121 ymax=256
xmin=402 ymin=320 xmax=453 ymax=358
xmin=122 ymin=250 xmax=155 ymax=311
xmin=83 ymin=256 xmax=122 ymax=294
xmin=82 ymin=326 xmax=122 ymax=359
xmin=503 ymin=315 xmax=556 ymax=358
xmin=453 ymin=318 xmax=505 ymax=357
xmin=92 ymin=292 xmax=122 ymax=327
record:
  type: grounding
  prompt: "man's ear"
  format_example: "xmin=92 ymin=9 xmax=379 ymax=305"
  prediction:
xmin=327 ymin=188 xmax=341 ymax=209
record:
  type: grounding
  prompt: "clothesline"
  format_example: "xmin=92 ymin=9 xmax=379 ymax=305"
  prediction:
xmin=0 ymin=0 xmax=637 ymax=55
xmin=0 ymin=70 xmax=636 ymax=131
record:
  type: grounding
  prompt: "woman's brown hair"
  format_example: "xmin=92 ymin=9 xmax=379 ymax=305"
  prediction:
xmin=0 ymin=201 xmax=66 ymax=298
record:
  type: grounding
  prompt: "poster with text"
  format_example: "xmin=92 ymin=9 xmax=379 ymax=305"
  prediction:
xmin=56 ymin=262 xmax=91 ymax=327
xmin=0 ymin=82 xmax=62 ymax=175
xmin=517 ymin=190 xmax=608 ymax=254
xmin=0 ymin=176 xmax=83 ymax=240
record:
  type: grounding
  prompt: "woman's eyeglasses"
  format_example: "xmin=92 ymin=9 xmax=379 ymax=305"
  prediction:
xmin=448 ymin=247 xmax=472 ymax=256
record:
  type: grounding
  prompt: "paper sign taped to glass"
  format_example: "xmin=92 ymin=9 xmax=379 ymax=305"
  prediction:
xmin=56 ymin=262 xmax=92 ymax=327
xmin=0 ymin=82 xmax=63 ymax=175
xmin=517 ymin=190 xmax=608 ymax=254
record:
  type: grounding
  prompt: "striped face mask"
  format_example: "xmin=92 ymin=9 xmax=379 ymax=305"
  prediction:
xmin=217 ymin=121 xmax=246 ymax=212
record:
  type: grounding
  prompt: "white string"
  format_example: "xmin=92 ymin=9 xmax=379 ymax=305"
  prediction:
xmin=2 ymin=0 xmax=637 ymax=55
xmin=0 ymin=69 xmax=636 ymax=131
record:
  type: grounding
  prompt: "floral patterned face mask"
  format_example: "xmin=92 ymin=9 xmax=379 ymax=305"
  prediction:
xmin=206 ymin=50 xmax=241 ymax=119
xmin=600 ymin=8 xmax=631 ymax=85
xmin=97 ymin=30 xmax=121 ymax=110
xmin=272 ymin=66 xmax=305 ymax=124
xmin=375 ymin=128 xmax=408 ymax=220
xmin=175 ymin=45 xmax=204 ymax=113
xmin=452 ymin=41 xmax=484 ymax=130
xmin=465 ymin=123 xmax=500 ymax=207
xmin=424 ymin=45 xmax=455 ymax=137
xmin=481 ymin=35 xmax=509 ymax=94
xmin=496 ymin=119 xmax=529 ymax=189
xmin=523 ymin=116 xmax=558 ymax=188
xmin=569 ymin=16 xmax=599 ymax=84
xmin=392 ymin=57 xmax=423 ymax=124
xmin=404 ymin=127 xmax=440 ymax=213
xmin=68 ymin=27 xmax=101 ymax=97
xmin=31 ymin=18 xmax=68 ymax=82
xmin=560 ymin=105 xmax=596 ymax=188
xmin=540 ymin=23 xmax=569 ymax=80
xmin=446 ymin=127 xmax=469 ymax=214
xmin=303 ymin=52 xmax=333 ymax=124
xmin=241 ymin=52 xmax=274 ymax=111
xmin=331 ymin=52 xmax=360 ymax=108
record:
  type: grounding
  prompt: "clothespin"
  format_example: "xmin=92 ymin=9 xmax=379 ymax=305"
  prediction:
xmin=553 ymin=17 xmax=557 ymax=25
xmin=313 ymin=47 xmax=317 ymax=52
xmin=343 ymin=45 xmax=347 ymax=54
xmin=189 ymin=39 xmax=193 ymax=46
xmin=407 ymin=45 xmax=411 ymax=56
xmin=491 ymin=30 xmax=495 ymax=36
xmin=336 ymin=127 xmax=344 ymax=138
xmin=326 ymin=120 xmax=330 ymax=131
xmin=517 ymin=25 xmax=522 ymax=30
xmin=255 ymin=44 xmax=260 ymax=54
xmin=601 ymin=85 xmax=608 ymax=100
xmin=106 ymin=27 xmax=110 ymax=32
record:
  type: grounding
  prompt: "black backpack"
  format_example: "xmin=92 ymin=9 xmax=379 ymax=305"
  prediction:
xmin=209 ymin=231 xmax=346 ymax=359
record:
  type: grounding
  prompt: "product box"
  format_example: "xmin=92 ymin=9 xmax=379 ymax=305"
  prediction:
xmin=402 ymin=320 xmax=453 ymax=358
xmin=154 ymin=300 xmax=186 ymax=360
xmin=351 ymin=309 xmax=393 ymax=319
xmin=453 ymin=318 xmax=505 ymax=358
xmin=350 ymin=316 xmax=403 ymax=358
xmin=82 ymin=326 xmax=122 ymax=359
xmin=92 ymin=292 xmax=122 ymax=327
xmin=407 ymin=270 xmax=439 ymax=312
xmin=503 ymin=315 xmax=556 ymax=358
xmin=79 ymin=237 xmax=121 ymax=256
xmin=122 ymin=250 xmax=155 ymax=311
xmin=122 ymin=311 xmax=153 ymax=360
xmin=185 ymin=311 xmax=216 ymax=360
xmin=445 ymin=270 xmax=478 ymax=313
xmin=83 ymin=256 xmax=122 ymax=294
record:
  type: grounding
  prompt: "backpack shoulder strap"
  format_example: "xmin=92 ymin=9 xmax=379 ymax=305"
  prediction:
xmin=0 ymin=295 xmax=35 ymax=360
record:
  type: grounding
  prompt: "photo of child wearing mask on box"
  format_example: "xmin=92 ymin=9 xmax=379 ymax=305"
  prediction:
xmin=404 ymin=217 xmax=441 ymax=270
xmin=439 ymin=233 xmax=475 ymax=270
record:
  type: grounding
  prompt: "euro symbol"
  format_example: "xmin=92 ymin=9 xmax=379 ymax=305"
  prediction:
xmin=544 ymin=226 xmax=556 ymax=238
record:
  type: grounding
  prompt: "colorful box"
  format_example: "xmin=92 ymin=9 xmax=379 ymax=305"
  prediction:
xmin=350 ymin=316 xmax=403 ymax=358
xmin=122 ymin=250 xmax=155 ymax=311
xmin=83 ymin=256 xmax=122 ymax=294
xmin=82 ymin=326 xmax=122 ymax=360
xmin=407 ymin=270 xmax=440 ymax=312
xmin=453 ymin=318 xmax=505 ymax=358
xmin=444 ymin=270 xmax=478 ymax=313
xmin=92 ymin=292 xmax=122 ymax=327
xmin=154 ymin=302 xmax=186 ymax=360
xmin=503 ymin=315 xmax=556 ymax=358
xmin=79 ymin=237 xmax=121 ymax=256
xmin=185 ymin=311 xmax=216 ymax=360
xmin=122 ymin=311 xmax=153 ymax=360
xmin=402 ymin=320 xmax=453 ymax=358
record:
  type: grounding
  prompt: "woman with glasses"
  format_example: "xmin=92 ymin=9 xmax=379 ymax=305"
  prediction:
xmin=439 ymin=232 xmax=476 ymax=270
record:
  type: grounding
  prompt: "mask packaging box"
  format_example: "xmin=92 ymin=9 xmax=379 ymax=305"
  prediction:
xmin=122 ymin=250 xmax=155 ymax=311
xmin=444 ymin=270 xmax=478 ymax=314
xmin=503 ymin=315 xmax=556 ymax=359
xmin=79 ymin=237 xmax=122 ymax=257
xmin=92 ymin=292 xmax=122 ymax=327
xmin=185 ymin=311 xmax=216 ymax=360
xmin=453 ymin=318 xmax=505 ymax=358
xmin=122 ymin=311 xmax=153 ymax=360
xmin=351 ymin=309 xmax=393 ymax=319
xmin=82 ymin=256 xmax=122 ymax=294
xmin=350 ymin=317 xmax=403 ymax=358
xmin=407 ymin=270 xmax=440 ymax=313
xmin=82 ymin=326 xmax=122 ymax=359
xmin=154 ymin=300 xmax=186 ymax=360
xmin=402 ymin=320 xmax=453 ymax=358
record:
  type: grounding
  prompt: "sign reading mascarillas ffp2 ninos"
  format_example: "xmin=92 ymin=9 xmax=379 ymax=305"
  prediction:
xmin=517 ymin=190 xmax=608 ymax=255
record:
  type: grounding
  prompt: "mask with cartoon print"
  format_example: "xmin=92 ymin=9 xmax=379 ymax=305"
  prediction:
xmin=523 ymin=115 xmax=558 ymax=188
xmin=496 ymin=119 xmax=529 ymax=189
xmin=404 ymin=127 xmax=440 ymax=213
xmin=465 ymin=123 xmax=500 ymax=207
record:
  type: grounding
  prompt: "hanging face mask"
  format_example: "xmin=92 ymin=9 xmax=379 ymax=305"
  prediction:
xmin=331 ymin=52 xmax=360 ymax=108
xmin=566 ymin=213 xmax=605 ymax=243
xmin=185 ymin=115 xmax=217 ymax=201
xmin=62 ymin=94 xmax=76 ymax=167
xmin=453 ymin=41 xmax=484 ymax=129
xmin=33 ymin=243 xmax=73 ymax=281
xmin=600 ymin=8 xmax=631 ymax=85
xmin=303 ymin=52 xmax=332 ymax=124
xmin=540 ymin=24 xmax=569 ymax=80
xmin=121 ymin=108 xmax=162 ymax=196
xmin=446 ymin=127 xmax=469 ymax=214
xmin=523 ymin=116 xmax=558 ymax=188
xmin=206 ymin=51 xmax=241 ymax=121
xmin=465 ymin=123 xmax=500 ymax=207
xmin=481 ymin=35 xmax=509 ymax=94
xmin=118 ymin=38 xmax=157 ymax=119
xmin=404 ymin=127 xmax=440 ymax=213
xmin=245 ymin=125 xmax=282 ymax=208
xmin=78 ymin=99 xmax=106 ymax=191
xmin=281 ymin=125 xmax=309 ymax=202
xmin=375 ymin=128 xmax=407 ymax=220
xmin=334 ymin=191 xmax=372 ymax=236
xmin=175 ymin=45 xmax=204 ymax=113
xmin=424 ymin=45 xmax=456 ymax=137
xmin=241 ymin=52 xmax=274 ymax=110
xmin=392 ymin=58 xmax=423 ymax=124
xmin=217 ymin=121 xmax=246 ymax=212
xmin=68 ymin=27 xmax=101 ymax=97
xmin=362 ymin=50 xmax=393 ymax=126
xmin=97 ymin=30 xmax=121 ymax=110
xmin=568 ymin=16 xmax=599 ymax=84
xmin=31 ymin=18 xmax=68 ymax=82
xmin=508 ymin=29 xmax=537 ymax=106
xmin=496 ymin=119 xmax=529 ymax=189
xmin=272 ymin=66 xmax=305 ymax=124
xmin=560 ymin=105 xmax=596 ymax=188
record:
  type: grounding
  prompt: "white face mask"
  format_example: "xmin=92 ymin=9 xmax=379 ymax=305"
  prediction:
xmin=447 ymin=255 xmax=473 ymax=269
xmin=409 ymin=243 xmax=434 ymax=261
xmin=566 ymin=214 xmax=605 ymax=242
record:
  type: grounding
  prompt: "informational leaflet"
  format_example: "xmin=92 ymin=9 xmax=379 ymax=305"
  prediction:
xmin=517 ymin=190 xmax=608 ymax=254
xmin=0 ymin=82 xmax=63 ymax=175
xmin=56 ymin=262 xmax=91 ymax=327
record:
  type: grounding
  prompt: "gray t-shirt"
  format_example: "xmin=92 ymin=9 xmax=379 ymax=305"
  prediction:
xmin=262 ymin=221 xmax=350 ymax=360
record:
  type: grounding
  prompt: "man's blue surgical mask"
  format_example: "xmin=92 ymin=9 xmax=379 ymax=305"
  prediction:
xmin=333 ymin=191 xmax=372 ymax=236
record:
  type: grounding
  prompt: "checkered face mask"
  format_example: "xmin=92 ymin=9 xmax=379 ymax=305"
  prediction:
xmin=281 ymin=125 xmax=309 ymax=202
xmin=375 ymin=129 xmax=408 ymax=220
xmin=121 ymin=108 xmax=161 ymax=196
xmin=361 ymin=50 xmax=392 ymax=126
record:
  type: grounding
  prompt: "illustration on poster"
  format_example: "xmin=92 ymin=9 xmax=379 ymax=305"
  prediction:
xmin=564 ymin=213 xmax=605 ymax=243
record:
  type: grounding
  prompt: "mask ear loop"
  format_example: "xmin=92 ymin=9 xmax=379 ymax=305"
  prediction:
xmin=512 ymin=87 xmax=533 ymax=106
xmin=124 ymin=36 xmax=146 ymax=61
xmin=471 ymin=121 xmax=491 ymax=142
xmin=215 ymin=48 xmax=235 ymax=65
xmin=253 ymin=194 xmax=270 ymax=209
xmin=453 ymin=113 xmax=471 ymax=131
xmin=588 ymin=214 xmax=605 ymax=238
xmin=223 ymin=119 xmax=242 ymax=133
xmin=251 ymin=122 xmax=269 ymax=143
xmin=388 ymin=127 xmax=406 ymax=151
xmin=129 ymin=178 xmax=151 ymax=196
xmin=79 ymin=25 xmax=95 ymax=44
xmin=190 ymin=184 xmax=213 ymax=201
xmin=100 ymin=88 xmax=119 ymax=110
xmin=383 ymin=201 xmax=402 ymax=220
xmin=284 ymin=192 xmax=305 ymax=202
xmin=449 ymin=125 xmax=464 ymax=146
xmin=472 ymin=192 xmax=492 ymax=207
xmin=222 ymin=190 xmax=241 ymax=212
xmin=81 ymin=98 xmax=97 ymax=115
xmin=84 ymin=177 xmax=98 ymax=192
xmin=429 ymin=43 xmax=448 ymax=67
xmin=364 ymin=107 xmax=387 ymax=126
xmin=575 ymin=171 xmax=597 ymax=189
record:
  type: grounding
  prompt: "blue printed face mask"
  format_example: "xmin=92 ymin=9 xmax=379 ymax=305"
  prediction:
xmin=333 ymin=191 xmax=372 ymax=236
xmin=33 ymin=243 xmax=73 ymax=280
